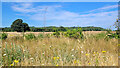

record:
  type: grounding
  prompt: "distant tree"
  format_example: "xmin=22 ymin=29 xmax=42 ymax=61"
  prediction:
xmin=114 ymin=19 xmax=120 ymax=30
xmin=11 ymin=19 xmax=30 ymax=32
xmin=21 ymin=23 xmax=30 ymax=32
xmin=59 ymin=26 xmax=66 ymax=31
xmin=114 ymin=18 xmax=120 ymax=38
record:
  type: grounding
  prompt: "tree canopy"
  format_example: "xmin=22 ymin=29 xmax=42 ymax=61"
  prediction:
xmin=11 ymin=19 xmax=30 ymax=32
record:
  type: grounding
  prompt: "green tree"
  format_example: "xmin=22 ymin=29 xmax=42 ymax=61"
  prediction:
xmin=11 ymin=19 xmax=30 ymax=32
xmin=59 ymin=26 xmax=66 ymax=31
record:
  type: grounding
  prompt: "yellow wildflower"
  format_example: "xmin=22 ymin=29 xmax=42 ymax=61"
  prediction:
xmin=86 ymin=54 xmax=89 ymax=56
xmin=14 ymin=60 xmax=19 ymax=63
xmin=53 ymin=57 xmax=56 ymax=60
xmin=102 ymin=51 xmax=106 ymax=53
xmin=56 ymin=64 xmax=58 ymax=66
xmin=93 ymin=52 xmax=96 ymax=54
xmin=74 ymin=60 xmax=77 ymax=63
xmin=88 ymin=63 xmax=91 ymax=65
xmin=97 ymin=52 xmax=99 ymax=54
xmin=57 ymin=57 xmax=59 ymax=59
xmin=10 ymin=63 xmax=14 ymax=66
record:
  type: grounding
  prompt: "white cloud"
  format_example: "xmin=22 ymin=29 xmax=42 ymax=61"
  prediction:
xmin=11 ymin=3 xmax=118 ymax=29
xmin=89 ymin=5 xmax=118 ymax=12
xmin=12 ymin=3 xmax=62 ymax=13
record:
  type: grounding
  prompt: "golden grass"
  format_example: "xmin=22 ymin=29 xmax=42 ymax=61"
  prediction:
xmin=2 ymin=34 xmax=118 ymax=66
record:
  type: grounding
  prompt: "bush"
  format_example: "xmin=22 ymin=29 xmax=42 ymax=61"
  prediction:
xmin=45 ymin=34 xmax=52 ymax=38
xmin=25 ymin=33 xmax=36 ymax=40
xmin=106 ymin=30 xmax=120 ymax=39
xmin=108 ymin=33 xmax=119 ymax=39
xmin=53 ymin=31 xmax=60 ymax=38
xmin=38 ymin=34 xmax=44 ymax=38
xmin=64 ymin=28 xmax=83 ymax=39
xmin=1 ymin=33 xmax=8 ymax=40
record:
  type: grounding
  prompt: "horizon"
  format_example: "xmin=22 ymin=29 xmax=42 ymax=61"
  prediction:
xmin=2 ymin=2 xmax=118 ymax=30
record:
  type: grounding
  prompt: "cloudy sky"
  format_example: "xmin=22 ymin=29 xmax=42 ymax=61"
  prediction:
xmin=2 ymin=2 xmax=118 ymax=29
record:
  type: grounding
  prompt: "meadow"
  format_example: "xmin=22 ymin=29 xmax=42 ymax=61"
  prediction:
xmin=0 ymin=31 xmax=118 ymax=66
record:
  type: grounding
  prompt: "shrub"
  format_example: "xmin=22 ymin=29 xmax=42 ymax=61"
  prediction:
xmin=1 ymin=33 xmax=8 ymax=40
xmin=45 ymin=34 xmax=52 ymax=38
xmin=38 ymin=34 xmax=44 ymax=38
xmin=25 ymin=33 xmax=36 ymax=40
xmin=53 ymin=31 xmax=60 ymax=38
xmin=108 ymin=33 xmax=119 ymax=39
xmin=64 ymin=28 xmax=83 ymax=39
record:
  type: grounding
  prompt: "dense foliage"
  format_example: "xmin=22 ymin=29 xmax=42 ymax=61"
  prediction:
xmin=64 ymin=28 xmax=83 ymax=39
xmin=11 ymin=19 xmax=30 ymax=32
xmin=25 ymin=33 xmax=36 ymax=40
xmin=1 ymin=26 xmax=107 ymax=32
xmin=1 ymin=33 xmax=8 ymax=40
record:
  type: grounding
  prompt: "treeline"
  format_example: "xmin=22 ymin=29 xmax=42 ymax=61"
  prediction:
xmin=1 ymin=26 xmax=107 ymax=32
xmin=0 ymin=19 xmax=107 ymax=32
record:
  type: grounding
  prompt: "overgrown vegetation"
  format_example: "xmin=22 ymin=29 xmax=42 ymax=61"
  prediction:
xmin=1 ymin=26 xmax=107 ymax=32
xmin=1 ymin=19 xmax=119 ymax=66
xmin=1 ymin=33 xmax=8 ymax=40
xmin=2 ymin=32 xmax=118 ymax=66
xmin=25 ymin=33 xmax=36 ymax=40
xmin=64 ymin=28 xmax=83 ymax=39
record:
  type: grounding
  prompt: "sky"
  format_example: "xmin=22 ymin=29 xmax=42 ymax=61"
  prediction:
xmin=1 ymin=0 xmax=120 ymax=2
xmin=2 ymin=2 xmax=118 ymax=30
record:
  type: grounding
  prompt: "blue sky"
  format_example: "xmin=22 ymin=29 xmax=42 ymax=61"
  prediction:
xmin=2 ymin=2 xmax=118 ymax=29
xmin=1 ymin=0 xmax=119 ymax=2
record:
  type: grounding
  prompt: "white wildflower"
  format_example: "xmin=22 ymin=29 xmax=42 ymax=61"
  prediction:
xmin=42 ymin=64 xmax=45 ymax=65
xmin=30 ymin=58 xmax=34 ymax=60
xmin=71 ymin=49 xmax=74 ymax=51
xmin=81 ymin=51 xmax=84 ymax=53
xmin=3 ymin=54 xmax=6 ymax=56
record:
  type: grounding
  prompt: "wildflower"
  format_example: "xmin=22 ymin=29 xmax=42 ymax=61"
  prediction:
xmin=10 ymin=63 xmax=14 ymax=66
xmin=57 ymin=57 xmax=59 ymax=59
xmin=74 ymin=60 xmax=77 ymax=63
xmin=3 ymin=54 xmax=6 ymax=56
xmin=102 ymin=51 xmax=106 ymax=53
xmin=56 ymin=64 xmax=58 ymax=66
xmin=42 ymin=52 xmax=45 ymax=55
xmin=86 ymin=54 xmax=89 ymax=56
xmin=30 ymin=58 xmax=34 ymax=60
xmin=97 ymin=52 xmax=99 ymax=54
xmin=81 ymin=51 xmax=83 ymax=53
xmin=72 ymin=55 xmax=74 ymax=57
xmin=71 ymin=49 xmax=74 ymax=51
xmin=88 ymin=63 xmax=91 ymax=65
xmin=53 ymin=57 xmax=56 ymax=60
xmin=14 ymin=60 xmax=19 ymax=63
xmin=42 ymin=64 xmax=45 ymax=65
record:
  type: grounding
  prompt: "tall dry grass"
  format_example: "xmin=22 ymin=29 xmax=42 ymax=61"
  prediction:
xmin=1 ymin=33 xmax=118 ymax=66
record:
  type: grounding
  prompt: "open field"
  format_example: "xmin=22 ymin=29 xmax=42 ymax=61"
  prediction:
xmin=0 ymin=31 xmax=116 ymax=37
xmin=1 ymin=31 xmax=118 ymax=66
